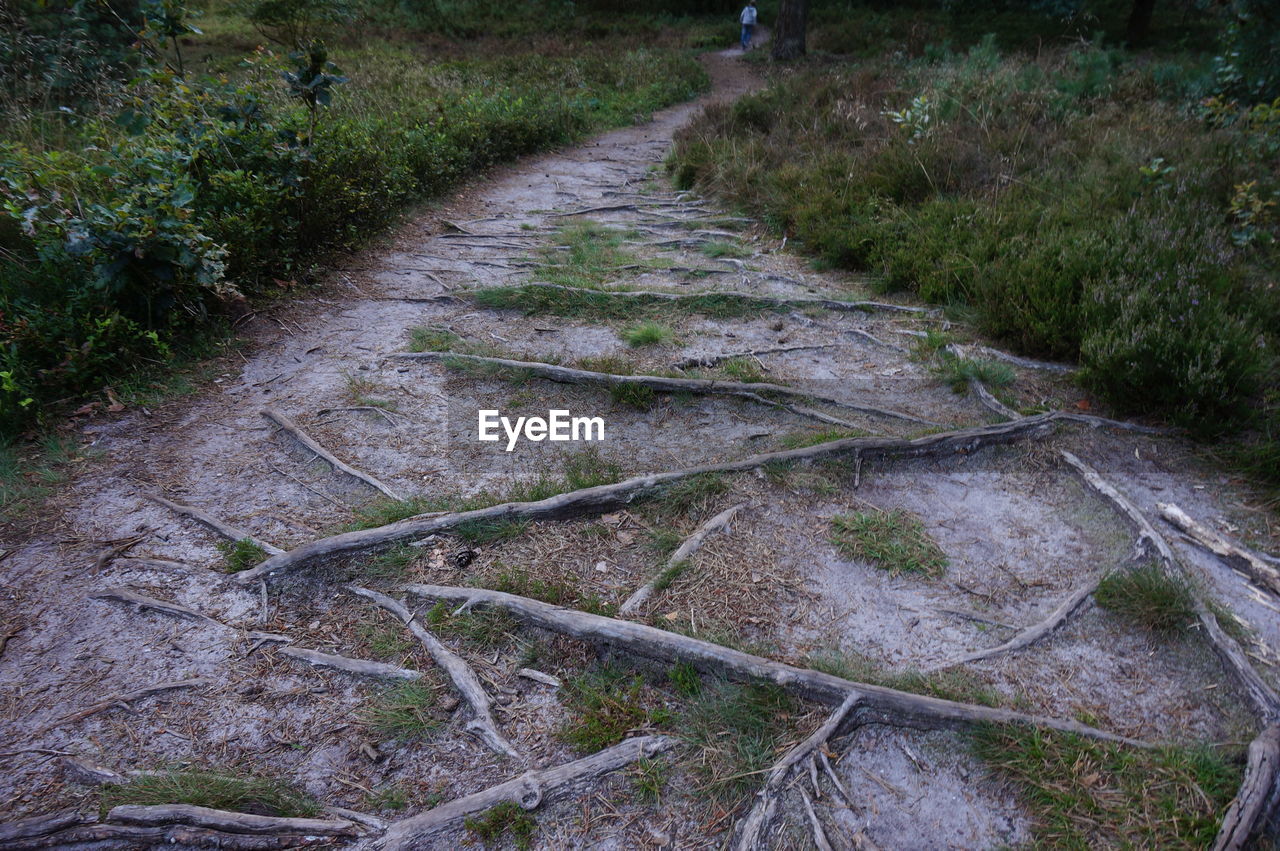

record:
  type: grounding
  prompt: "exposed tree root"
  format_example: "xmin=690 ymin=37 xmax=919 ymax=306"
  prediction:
xmin=275 ymin=646 xmax=423 ymax=681
xmin=1213 ymin=723 xmax=1280 ymax=851
xmin=619 ymin=503 xmax=747 ymax=617
xmin=845 ymin=328 xmax=906 ymax=353
xmin=1061 ymin=451 xmax=1280 ymax=721
xmin=43 ymin=679 xmax=210 ymax=734
xmin=146 ymin=494 xmax=285 ymax=556
xmin=391 ymin=351 xmax=939 ymax=427
xmin=348 ymin=586 xmax=520 ymax=759
xmin=235 ymin=414 xmax=1063 ymax=583
xmin=932 ymin=579 xmax=1099 ymax=671
xmin=949 ymin=342 xmax=1077 ymax=375
xmin=93 ymin=588 xmax=223 ymax=627
xmin=403 ymin=584 xmax=1150 ymax=747
xmin=674 ymin=345 xmax=835 ymax=370
xmin=1158 ymin=502 xmax=1280 ymax=599
xmin=0 ymin=812 xmax=346 ymax=849
xmin=970 ymin=380 xmax=1021 ymax=421
xmin=106 ymin=804 xmax=358 ymax=837
xmin=377 ymin=735 xmax=677 ymax=850
xmin=734 ymin=694 xmax=860 ymax=850
xmin=466 ymin=282 xmax=930 ymax=315
xmin=261 ymin=408 xmax=403 ymax=501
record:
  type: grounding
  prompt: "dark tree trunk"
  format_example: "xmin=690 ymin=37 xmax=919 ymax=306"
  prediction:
xmin=1126 ymin=0 xmax=1156 ymax=46
xmin=770 ymin=0 xmax=808 ymax=60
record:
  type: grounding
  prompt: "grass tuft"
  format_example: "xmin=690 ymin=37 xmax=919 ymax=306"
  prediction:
xmin=936 ymin=352 xmax=1017 ymax=394
xmin=423 ymin=600 xmax=518 ymax=651
xmin=778 ymin=427 xmax=869 ymax=449
xmin=609 ymin=382 xmax=657 ymax=409
xmin=623 ymin=321 xmax=674 ymax=347
xmin=559 ymin=666 xmax=670 ymax=753
xmin=363 ymin=679 xmax=444 ymax=740
xmin=216 ymin=538 xmax=269 ymax=573
xmin=101 ymin=770 xmax=319 ymax=817
xmin=464 ymin=801 xmax=537 ymax=850
xmin=649 ymin=472 xmax=729 ymax=518
xmin=830 ymin=508 xmax=948 ymax=577
xmin=1095 ymin=564 xmax=1196 ymax=634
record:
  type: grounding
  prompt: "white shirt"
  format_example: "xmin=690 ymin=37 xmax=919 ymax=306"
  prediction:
xmin=740 ymin=5 xmax=757 ymax=25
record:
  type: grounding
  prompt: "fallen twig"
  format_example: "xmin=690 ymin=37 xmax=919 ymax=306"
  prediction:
xmin=261 ymin=408 xmax=402 ymax=501
xmin=619 ymin=503 xmax=747 ymax=616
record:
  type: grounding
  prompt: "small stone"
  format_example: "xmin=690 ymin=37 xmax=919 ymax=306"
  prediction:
xmin=439 ymin=696 xmax=461 ymax=713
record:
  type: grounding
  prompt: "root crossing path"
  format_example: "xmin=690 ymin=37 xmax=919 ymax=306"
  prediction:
xmin=3 ymin=44 xmax=1280 ymax=851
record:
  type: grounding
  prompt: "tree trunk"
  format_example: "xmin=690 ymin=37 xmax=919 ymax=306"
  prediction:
xmin=770 ymin=0 xmax=808 ymax=60
xmin=1126 ymin=0 xmax=1156 ymax=46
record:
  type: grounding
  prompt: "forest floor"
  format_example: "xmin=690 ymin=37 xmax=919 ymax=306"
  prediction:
xmin=2 ymin=40 xmax=1279 ymax=851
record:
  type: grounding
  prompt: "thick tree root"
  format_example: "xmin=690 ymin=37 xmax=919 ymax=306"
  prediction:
xmin=106 ymin=804 xmax=358 ymax=837
xmin=619 ymin=502 xmax=747 ymax=616
xmin=275 ymin=646 xmax=423 ymax=681
xmin=93 ymin=587 xmax=224 ymax=627
xmin=236 ymin=414 xmax=1062 ymax=584
xmin=261 ymin=408 xmax=403 ymax=501
xmin=734 ymin=694 xmax=860 ymax=850
xmin=1158 ymin=502 xmax=1280 ymax=599
xmin=932 ymin=579 xmax=1099 ymax=671
xmin=970 ymin=380 xmax=1021 ymax=421
xmin=146 ymin=494 xmax=285 ymax=556
xmin=1213 ymin=723 xmax=1280 ymax=851
xmin=1061 ymin=450 xmax=1280 ymax=719
xmin=392 ymin=351 xmax=939 ymax=427
xmin=402 ymin=584 xmax=1150 ymax=747
xmin=466 ymin=281 xmax=931 ymax=315
xmin=377 ymin=735 xmax=677 ymax=850
xmin=348 ymin=586 xmax=520 ymax=759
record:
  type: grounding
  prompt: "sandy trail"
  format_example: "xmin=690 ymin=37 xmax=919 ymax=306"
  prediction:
xmin=1 ymin=42 xmax=1278 ymax=850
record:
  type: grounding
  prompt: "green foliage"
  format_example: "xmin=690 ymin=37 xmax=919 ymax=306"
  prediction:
xmin=216 ymin=538 xmax=269 ymax=573
xmin=358 ymin=622 xmax=413 ymax=659
xmin=472 ymin=285 xmax=790 ymax=320
xmin=423 ymin=600 xmax=517 ymax=651
xmin=537 ymin=221 xmax=638 ymax=289
xmin=668 ymin=37 xmax=1277 ymax=440
xmin=464 ymin=801 xmax=537 ymax=850
xmin=237 ymin=0 xmax=356 ymax=48
xmin=830 ymin=508 xmax=948 ymax=577
xmin=101 ymin=769 xmax=320 ymax=817
xmin=622 ymin=321 xmax=673 ymax=347
xmin=482 ymin=566 xmax=617 ymax=616
xmin=1095 ymin=564 xmax=1197 ymax=634
xmin=667 ymin=661 xmax=702 ymax=697
xmin=363 ymin=784 xmax=409 ymax=812
xmin=361 ymin=545 xmax=418 ymax=581
xmin=677 ymin=678 xmax=798 ymax=808
xmin=650 ymin=472 xmax=729 ymax=517
xmin=720 ymin=357 xmax=765 ymax=383
xmin=364 ymin=679 xmax=443 ymax=740
xmin=609 ymin=381 xmax=656 ymax=409
xmin=935 ymin=352 xmax=1016 ymax=394
xmin=560 ymin=665 xmax=668 ymax=753
xmin=974 ymin=726 xmax=1241 ymax=848
xmin=629 ymin=756 xmax=671 ymax=804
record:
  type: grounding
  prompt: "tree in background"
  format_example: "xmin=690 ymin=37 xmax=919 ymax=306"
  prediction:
xmin=771 ymin=0 xmax=808 ymax=59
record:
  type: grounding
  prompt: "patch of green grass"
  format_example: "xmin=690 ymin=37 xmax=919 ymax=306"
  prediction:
xmin=720 ymin=357 xmax=765 ymax=383
xmin=536 ymin=221 xmax=639 ymax=289
xmin=423 ymin=600 xmax=518 ymax=651
xmin=361 ymin=545 xmax=419 ymax=581
xmin=561 ymin=447 xmax=624 ymax=490
xmin=346 ymin=497 xmax=453 ymax=531
xmin=630 ymin=756 xmax=672 ymax=805
xmin=216 ymin=538 xmax=269 ymax=573
xmin=560 ymin=666 xmax=670 ymax=753
xmin=936 ymin=353 xmax=1017 ymax=395
xmin=808 ymin=648 xmax=999 ymax=707
xmin=358 ymin=622 xmax=414 ymax=660
xmin=623 ymin=321 xmax=674 ymax=347
xmin=408 ymin=326 xmax=464 ymax=353
xmin=765 ymin=458 xmax=848 ymax=495
xmin=609 ymin=381 xmax=657 ymax=409
xmin=778 ymin=427 xmax=869 ymax=449
xmin=454 ymin=518 xmax=530 ymax=545
xmin=700 ymin=240 xmax=750 ymax=259
xmin=973 ymin=726 xmax=1241 ymax=848
xmin=830 ymin=508 xmax=948 ymax=578
xmin=464 ymin=801 xmax=537 ymax=850
xmin=101 ymin=770 xmax=320 ymax=817
xmin=645 ymin=527 xmax=684 ymax=556
xmin=651 ymin=559 xmax=692 ymax=593
xmin=1095 ymin=564 xmax=1197 ymax=634
xmin=677 ymin=678 xmax=799 ymax=809
xmin=364 ymin=785 xmax=409 ymax=812
xmin=363 ymin=679 xmax=444 ymax=740
xmin=667 ymin=662 xmax=702 ymax=697
xmin=577 ymin=354 xmax=636 ymax=375
xmin=472 ymin=285 xmax=789 ymax=321
xmin=649 ymin=473 xmax=729 ymax=518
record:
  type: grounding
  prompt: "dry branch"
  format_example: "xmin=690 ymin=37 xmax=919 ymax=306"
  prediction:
xmin=107 ymin=805 xmax=358 ymax=837
xmin=146 ymin=494 xmax=285 ymax=556
xmin=933 ymin=579 xmax=1099 ymax=670
xmin=348 ymin=586 xmax=519 ymax=759
xmin=93 ymin=587 xmax=223 ymax=627
xmin=1158 ymin=503 xmax=1280 ymax=599
xmin=619 ymin=503 xmax=747 ymax=616
xmin=275 ymin=646 xmax=423 ymax=681
xmin=735 ymin=694 xmax=860 ymax=850
xmin=1061 ymin=451 xmax=1280 ymax=721
xmin=378 ymin=735 xmax=676 ymax=850
xmin=47 ymin=679 xmax=209 ymax=732
xmin=674 ymin=345 xmax=835 ymax=370
xmin=402 ymin=584 xmax=1149 ymax=747
xmin=235 ymin=414 xmax=1063 ymax=583
xmin=1213 ymin=723 xmax=1280 ymax=850
xmin=261 ymin=408 xmax=402 ymax=501
xmin=392 ymin=351 xmax=938 ymax=427
xmin=466 ymin=282 xmax=930 ymax=315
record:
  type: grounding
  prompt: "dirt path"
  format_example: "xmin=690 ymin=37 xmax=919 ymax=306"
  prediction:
xmin=2 ymin=44 xmax=1279 ymax=850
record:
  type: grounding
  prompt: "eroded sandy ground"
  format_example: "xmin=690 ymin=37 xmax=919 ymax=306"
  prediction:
xmin=2 ymin=45 xmax=1279 ymax=851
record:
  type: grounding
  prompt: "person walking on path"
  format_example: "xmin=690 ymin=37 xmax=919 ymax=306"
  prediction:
xmin=739 ymin=0 xmax=757 ymax=50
